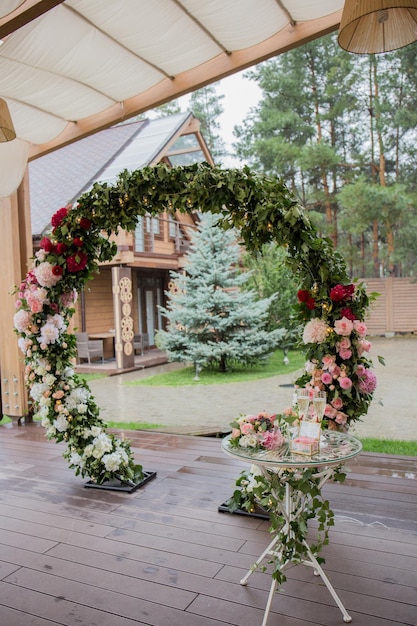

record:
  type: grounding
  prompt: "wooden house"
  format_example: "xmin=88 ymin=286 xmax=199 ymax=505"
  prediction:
xmin=28 ymin=112 xmax=214 ymax=368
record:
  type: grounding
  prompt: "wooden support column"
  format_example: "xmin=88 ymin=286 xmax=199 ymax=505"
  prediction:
xmin=112 ymin=266 xmax=135 ymax=370
xmin=0 ymin=173 xmax=32 ymax=420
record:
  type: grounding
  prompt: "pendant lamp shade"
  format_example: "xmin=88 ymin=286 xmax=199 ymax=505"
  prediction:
xmin=338 ymin=0 xmax=417 ymax=54
xmin=0 ymin=98 xmax=16 ymax=142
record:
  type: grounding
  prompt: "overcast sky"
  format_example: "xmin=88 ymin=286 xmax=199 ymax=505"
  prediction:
xmin=180 ymin=69 xmax=262 ymax=167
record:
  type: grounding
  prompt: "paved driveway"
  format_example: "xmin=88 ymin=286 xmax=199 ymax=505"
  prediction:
xmin=89 ymin=336 xmax=417 ymax=441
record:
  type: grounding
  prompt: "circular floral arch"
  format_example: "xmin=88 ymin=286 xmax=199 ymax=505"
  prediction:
xmin=13 ymin=163 xmax=376 ymax=485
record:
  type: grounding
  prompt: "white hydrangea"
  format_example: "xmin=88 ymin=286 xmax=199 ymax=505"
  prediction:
xmin=69 ymin=452 xmax=82 ymax=467
xmin=76 ymin=404 xmax=88 ymax=414
xmin=53 ymin=415 xmax=69 ymax=432
xmin=30 ymin=381 xmax=49 ymax=401
xmin=65 ymin=387 xmax=90 ymax=410
xmin=48 ymin=313 xmax=66 ymax=330
xmin=92 ymin=433 xmax=113 ymax=458
xmin=38 ymin=395 xmax=51 ymax=407
xmin=102 ymin=452 xmax=122 ymax=472
xmin=83 ymin=444 xmax=94 ymax=458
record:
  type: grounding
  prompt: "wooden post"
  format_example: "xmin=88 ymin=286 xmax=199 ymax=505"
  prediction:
xmin=112 ymin=266 xmax=135 ymax=370
xmin=0 ymin=173 xmax=32 ymax=421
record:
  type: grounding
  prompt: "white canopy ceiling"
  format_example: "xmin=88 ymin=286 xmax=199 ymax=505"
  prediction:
xmin=0 ymin=0 xmax=344 ymax=196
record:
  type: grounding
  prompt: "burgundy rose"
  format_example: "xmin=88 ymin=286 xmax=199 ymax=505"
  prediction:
xmin=306 ymin=297 xmax=316 ymax=310
xmin=344 ymin=284 xmax=355 ymax=297
xmin=52 ymin=265 xmax=63 ymax=277
xmin=66 ymin=251 xmax=88 ymax=273
xmin=51 ymin=207 xmax=68 ymax=228
xmin=55 ymin=242 xmax=67 ymax=254
xmin=79 ymin=217 xmax=92 ymax=230
xmin=340 ymin=307 xmax=356 ymax=321
xmin=40 ymin=237 xmax=55 ymax=253
xmin=73 ymin=237 xmax=84 ymax=248
xmin=297 ymin=289 xmax=310 ymax=303
xmin=329 ymin=284 xmax=346 ymax=301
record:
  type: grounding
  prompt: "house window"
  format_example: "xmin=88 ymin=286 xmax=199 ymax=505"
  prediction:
xmin=146 ymin=215 xmax=160 ymax=235
xmin=135 ymin=216 xmax=144 ymax=252
xmin=168 ymin=215 xmax=177 ymax=239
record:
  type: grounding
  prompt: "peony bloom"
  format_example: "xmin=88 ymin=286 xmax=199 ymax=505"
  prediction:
xmin=55 ymin=242 xmax=67 ymax=254
xmin=14 ymin=309 xmax=32 ymax=333
xmin=334 ymin=317 xmax=354 ymax=337
xmin=80 ymin=217 xmax=92 ymax=230
xmin=38 ymin=322 xmax=60 ymax=345
xmin=66 ymin=251 xmax=88 ymax=273
xmin=340 ymin=307 xmax=356 ymax=321
xmin=358 ymin=369 xmax=377 ymax=394
xmin=40 ymin=237 xmax=55 ymax=253
xmin=33 ymin=262 xmax=63 ymax=288
xmin=262 ymin=429 xmax=285 ymax=450
xmin=339 ymin=376 xmax=353 ymax=390
xmin=354 ymin=320 xmax=367 ymax=337
xmin=51 ymin=207 xmax=68 ymax=228
xmin=303 ymin=318 xmax=328 ymax=344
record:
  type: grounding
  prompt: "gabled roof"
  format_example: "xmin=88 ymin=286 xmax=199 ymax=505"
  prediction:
xmin=29 ymin=111 xmax=200 ymax=235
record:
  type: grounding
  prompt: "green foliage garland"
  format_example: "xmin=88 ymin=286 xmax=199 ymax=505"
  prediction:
xmin=14 ymin=162 xmax=374 ymax=490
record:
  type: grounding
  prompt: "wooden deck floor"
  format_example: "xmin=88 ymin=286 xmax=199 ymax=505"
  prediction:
xmin=0 ymin=422 xmax=416 ymax=626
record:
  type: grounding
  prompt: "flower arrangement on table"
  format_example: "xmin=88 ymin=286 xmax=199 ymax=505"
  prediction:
xmin=229 ymin=411 xmax=283 ymax=450
xmin=295 ymin=281 xmax=381 ymax=431
xmin=13 ymin=205 xmax=143 ymax=486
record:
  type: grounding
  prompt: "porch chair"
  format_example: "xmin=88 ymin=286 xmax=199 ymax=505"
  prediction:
xmin=75 ymin=332 xmax=104 ymax=364
xmin=133 ymin=333 xmax=149 ymax=356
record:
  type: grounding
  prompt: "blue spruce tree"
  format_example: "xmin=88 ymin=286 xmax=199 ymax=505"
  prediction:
xmin=158 ymin=214 xmax=285 ymax=372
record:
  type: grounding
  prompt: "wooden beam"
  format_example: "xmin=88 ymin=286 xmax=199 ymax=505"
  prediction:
xmin=28 ymin=10 xmax=342 ymax=160
xmin=0 ymin=0 xmax=64 ymax=39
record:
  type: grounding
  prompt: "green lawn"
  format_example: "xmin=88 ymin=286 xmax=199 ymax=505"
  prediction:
xmin=125 ymin=349 xmax=306 ymax=387
xmin=360 ymin=438 xmax=417 ymax=456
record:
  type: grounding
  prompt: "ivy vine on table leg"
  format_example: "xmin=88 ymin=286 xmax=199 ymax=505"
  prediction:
xmin=227 ymin=465 xmax=346 ymax=585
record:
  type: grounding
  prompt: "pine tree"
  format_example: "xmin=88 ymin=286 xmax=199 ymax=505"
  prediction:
xmin=157 ymin=214 xmax=284 ymax=372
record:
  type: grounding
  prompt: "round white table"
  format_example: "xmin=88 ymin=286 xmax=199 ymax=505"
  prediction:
xmin=222 ymin=431 xmax=363 ymax=626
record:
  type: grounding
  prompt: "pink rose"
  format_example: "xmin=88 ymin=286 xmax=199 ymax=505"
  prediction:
xmin=354 ymin=320 xmax=367 ymax=337
xmin=322 ymin=354 xmax=336 ymax=369
xmin=321 ymin=372 xmax=333 ymax=385
xmin=231 ymin=428 xmax=240 ymax=439
xmin=339 ymin=376 xmax=353 ymax=390
xmin=241 ymin=423 xmax=254 ymax=435
xmin=339 ymin=349 xmax=352 ymax=360
xmin=325 ymin=405 xmax=337 ymax=418
xmin=338 ymin=337 xmax=351 ymax=350
xmin=334 ymin=317 xmax=354 ymax=337
xmin=357 ymin=339 xmax=372 ymax=356
xmin=331 ymin=397 xmax=344 ymax=409
xmin=335 ymin=412 xmax=348 ymax=425
xmin=355 ymin=364 xmax=366 ymax=376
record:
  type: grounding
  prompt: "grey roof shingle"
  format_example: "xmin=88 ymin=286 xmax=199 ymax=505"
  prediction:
xmin=29 ymin=112 xmax=192 ymax=235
